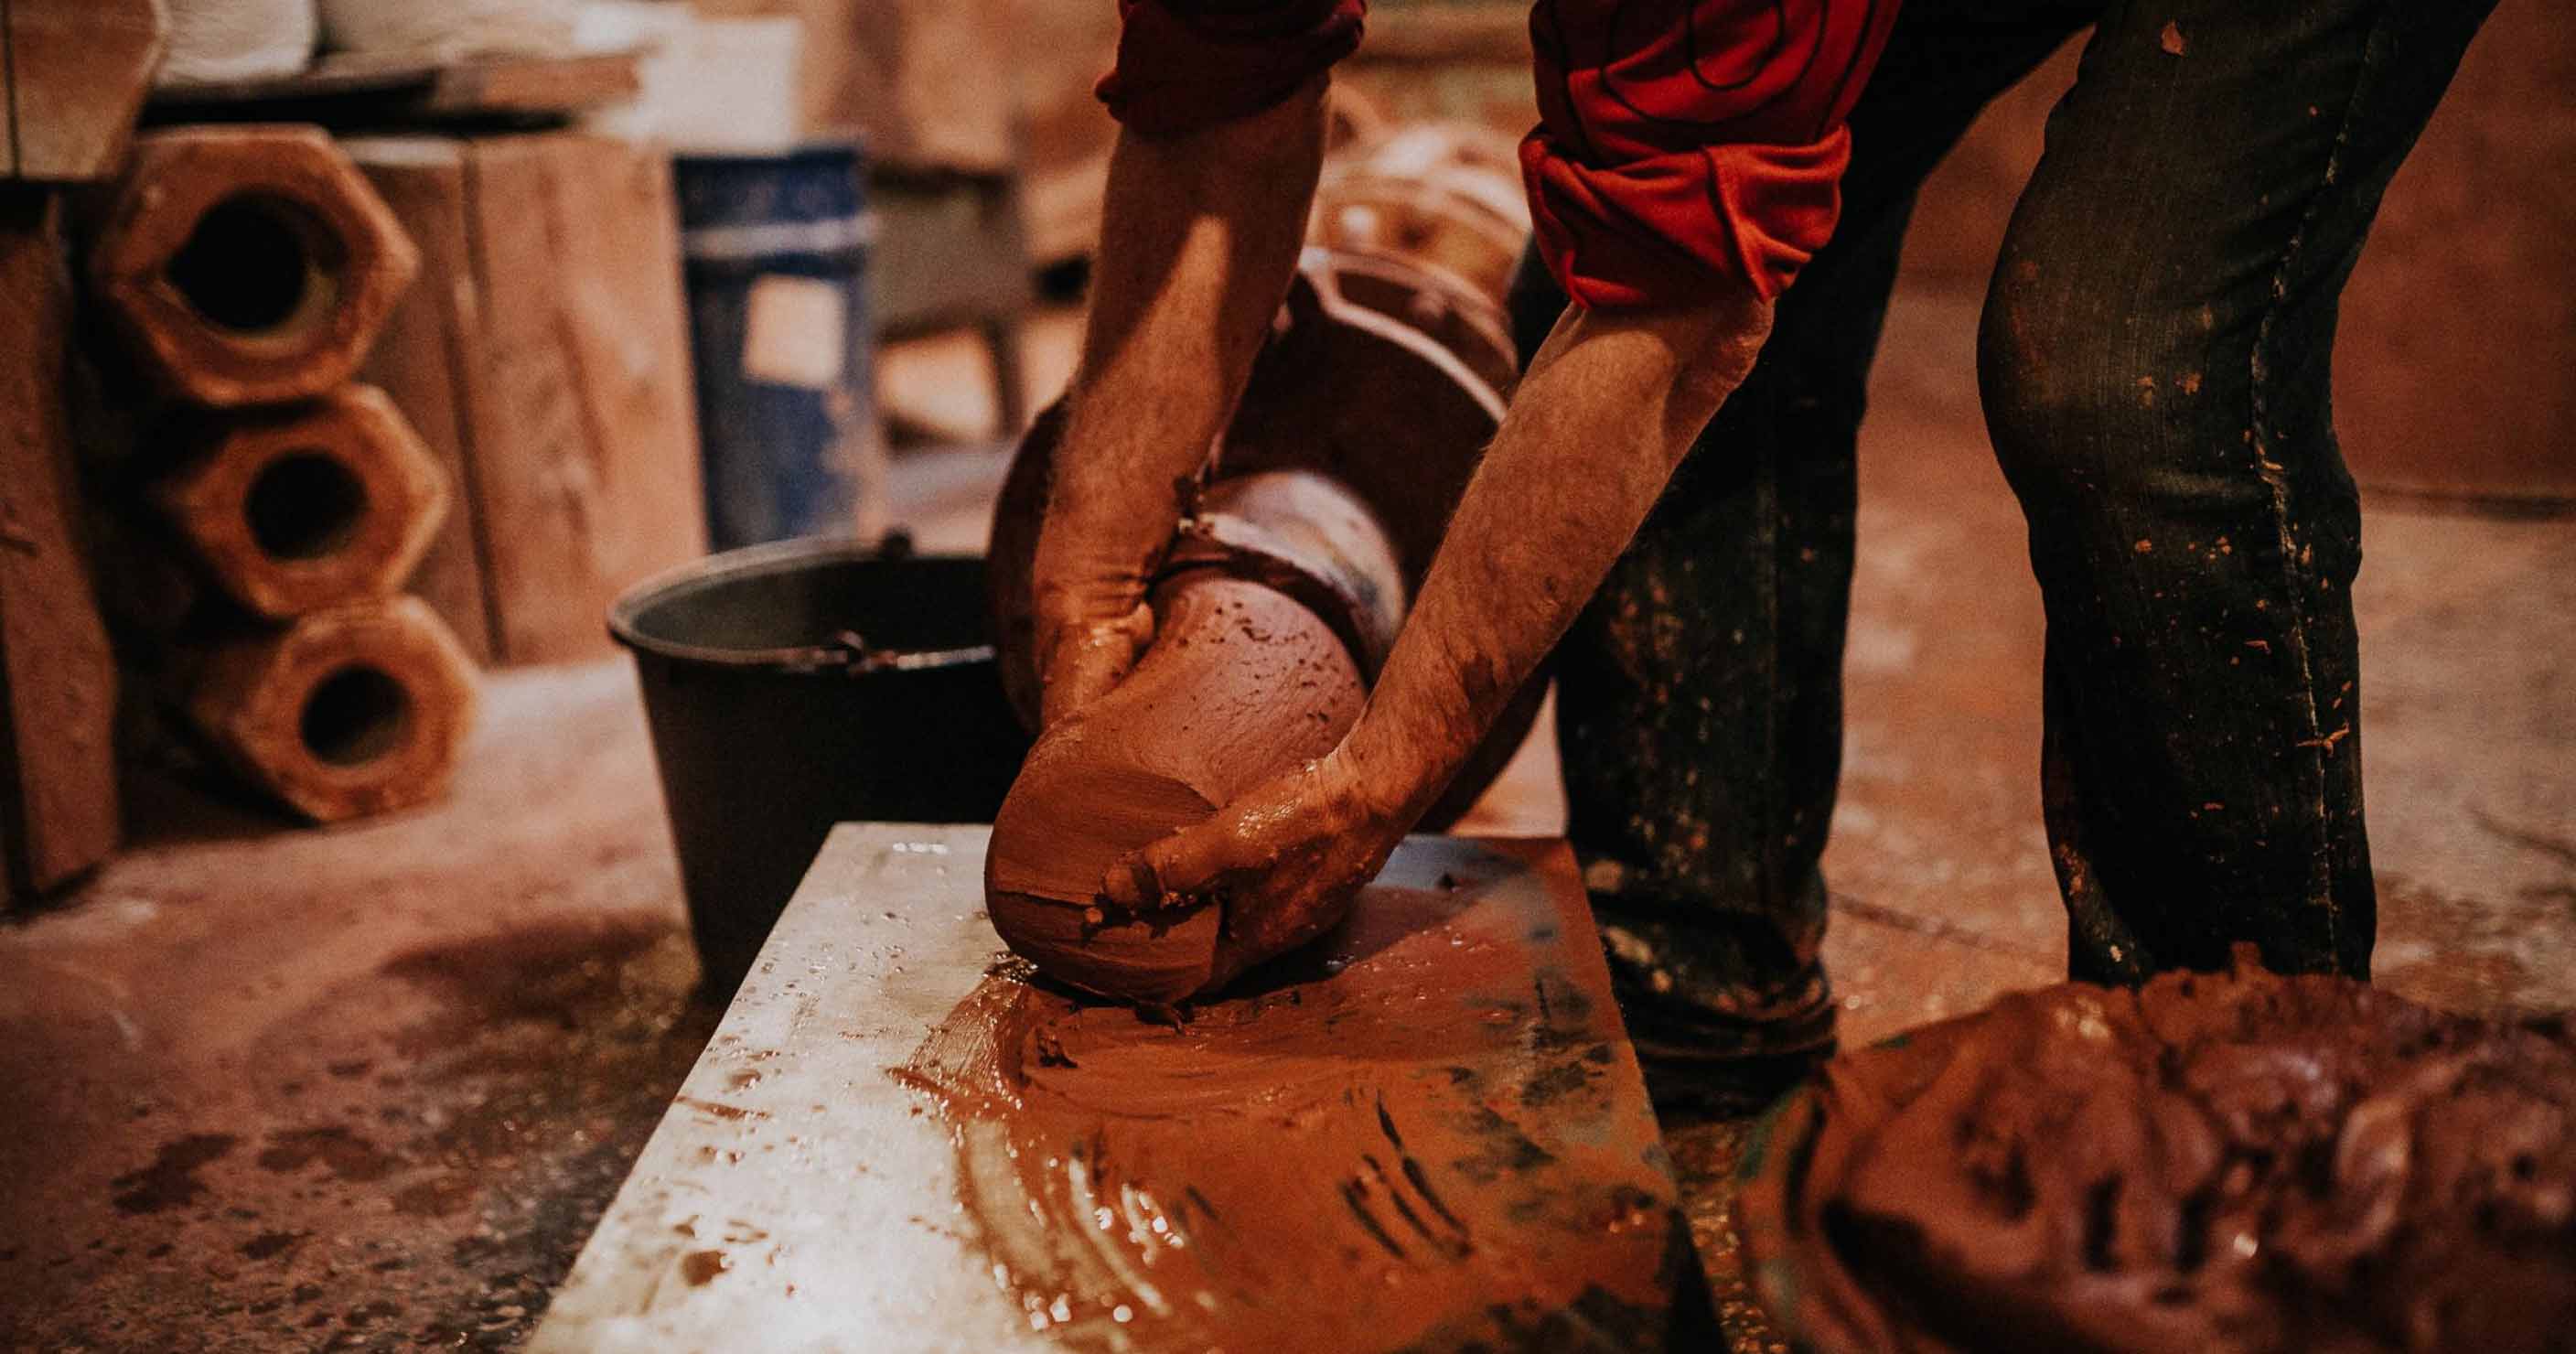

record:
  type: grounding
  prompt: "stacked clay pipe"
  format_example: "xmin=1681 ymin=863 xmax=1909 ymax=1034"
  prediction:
xmin=982 ymin=123 xmax=1539 ymax=1005
xmin=84 ymin=125 xmax=478 ymax=822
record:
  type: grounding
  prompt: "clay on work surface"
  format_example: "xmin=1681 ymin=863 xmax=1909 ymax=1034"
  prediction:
xmin=907 ymin=839 xmax=1709 ymax=1353
xmin=984 ymin=572 xmax=1365 ymax=1004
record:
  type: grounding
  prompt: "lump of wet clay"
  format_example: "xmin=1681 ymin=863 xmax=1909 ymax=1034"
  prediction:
xmin=1756 ymin=950 xmax=2576 ymax=1353
xmin=984 ymin=572 xmax=1365 ymax=1004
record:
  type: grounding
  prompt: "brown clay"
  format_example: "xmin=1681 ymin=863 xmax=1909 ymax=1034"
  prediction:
xmin=1741 ymin=952 xmax=2576 ymax=1353
xmin=1162 ymin=469 xmax=1411 ymax=676
xmin=986 ymin=258 xmax=1506 ymax=728
xmin=88 ymin=125 xmax=419 ymax=406
xmin=982 ymin=250 xmax=1540 ymax=1002
xmin=984 ymin=260 xmax=1539 ymax=863
xmin=985 ymin=573 xmax=1366 ymax=1004
xmin=915 ymin=839 xmax=1699 ymax=1352
xmin=150 ymin=385 xmax=450 ymax=619
xmin=181 ymin=596 xmax=479 ymax=822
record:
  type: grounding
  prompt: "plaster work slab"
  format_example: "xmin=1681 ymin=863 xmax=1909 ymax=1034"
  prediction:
xmin=531 ymin=825 xmax=1701 ymax=1353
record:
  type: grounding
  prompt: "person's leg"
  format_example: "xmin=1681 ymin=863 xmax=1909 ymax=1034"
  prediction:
xmin=1509 ymin=0 xmax=2102 ymax=1072
xmin=1980 ymin=0 xmax=2497 ymax=983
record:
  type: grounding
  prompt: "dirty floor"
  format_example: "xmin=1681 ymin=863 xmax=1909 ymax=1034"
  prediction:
xmin=5 ymin=293 xmax=2569 ymax=1352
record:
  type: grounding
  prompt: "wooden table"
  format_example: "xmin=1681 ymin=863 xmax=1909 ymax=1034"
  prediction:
xmin=148 ymin=50 xmax=642 ymax=127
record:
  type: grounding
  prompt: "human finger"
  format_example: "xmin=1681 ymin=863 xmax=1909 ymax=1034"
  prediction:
xmin=1100 ymin=813 xmax=1247 ymax=912
xmin=1036 ymin=604 xmax=1155 ymax=729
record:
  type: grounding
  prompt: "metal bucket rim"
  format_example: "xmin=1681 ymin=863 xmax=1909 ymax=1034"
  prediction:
xmin=606 ymin=538 xmax=993 ymax=672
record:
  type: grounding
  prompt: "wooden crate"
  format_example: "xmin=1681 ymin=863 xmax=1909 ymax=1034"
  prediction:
xmin=1 ymin=0 xmax=165 ymax=183
xmin=0 ymin=191 xmax=120 ymax=900
xmin=348 ymin=133 xmax=707 ymax=666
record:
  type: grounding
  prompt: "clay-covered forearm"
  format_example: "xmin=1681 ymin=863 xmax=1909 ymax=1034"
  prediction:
xmin=1338 ymin=294 xmax=1776 ymax=818
xmin=1034 ymin=79 xmax=1333 ymax=619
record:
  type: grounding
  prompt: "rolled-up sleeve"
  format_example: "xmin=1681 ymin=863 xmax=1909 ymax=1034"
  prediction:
xmin=1097 ymin=0 xmax=1368 ymax=136
xmin=1523 ymin=0 xmax=1902 ymax=309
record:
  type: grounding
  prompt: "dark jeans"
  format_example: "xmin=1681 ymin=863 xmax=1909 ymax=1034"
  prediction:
xmin=1505 ymin=0 xmax=2498 ymax=1059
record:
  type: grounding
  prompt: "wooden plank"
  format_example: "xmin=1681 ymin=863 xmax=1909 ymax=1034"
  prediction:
xmin=422 ymin=50 xmax=641 ymax=115
xmin=534 ymin=827 xmax=1704 ymax=1352
xmin=148 ymin=48 xmax=641 ymax=125
xmin=456 ymin=132 xmax=705 ymax=665
xmin=0 ymin=189 xmax=119 ymax=899
xmin=345 ymin=135 xmax=500 ymax=663
xmin=5 ymin=0 xmax=167 ymax=181
xmin=1 ymin=1 xmax=14 ymax=181
xmin=347 ymin=130 xmax=705 ymax=667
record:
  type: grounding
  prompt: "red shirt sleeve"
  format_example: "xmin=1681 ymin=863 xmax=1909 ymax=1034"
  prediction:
xmin=1522 ymin=0 xmax=1903 ymax=309
xmin=1098 ymin=0 xmax=1367 ymax=135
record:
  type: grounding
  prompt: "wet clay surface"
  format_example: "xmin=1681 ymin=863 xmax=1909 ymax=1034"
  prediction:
xmin=987 ymin=573 xmax=1367 ymax=1003
xmin=910 ymin=838 xmax=1709 ymax=1352
xmin=1741 ymin=954 xmax=2576 ymax=1353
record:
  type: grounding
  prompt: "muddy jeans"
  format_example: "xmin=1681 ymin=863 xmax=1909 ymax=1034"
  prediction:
xmin=1505 ymin=0 xmax=2498 ymax=1060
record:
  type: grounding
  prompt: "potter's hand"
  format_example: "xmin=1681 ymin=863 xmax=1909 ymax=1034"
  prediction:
xmin=1026 ymin=81 xmax=1332 ymax=730
xmin=1028 ymin=519 xmax=1156 ymax=729
xmin=1101 ymin=750 xmax=1402 ymax=990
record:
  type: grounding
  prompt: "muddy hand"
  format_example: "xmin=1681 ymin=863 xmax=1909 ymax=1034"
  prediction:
xmin=1101 ymin=752 xmax=1403 ymax=991
xmin=1027 ymin=460 xmax=1173 ymax=730
xmin=1034 ymin=588 xmax=1154 ymax=730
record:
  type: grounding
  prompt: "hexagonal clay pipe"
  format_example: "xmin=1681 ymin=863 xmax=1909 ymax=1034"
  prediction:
xmin=182 ymin=596 xmax=479 ymax=822
xmin=89 ymin=125 xmax=419 ymax=406
xmin=150 ymin=384 xmax=449 ymax=619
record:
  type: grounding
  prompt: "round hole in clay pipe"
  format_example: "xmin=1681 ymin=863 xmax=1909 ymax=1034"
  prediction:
xmin=246 ymin=450 xmax=370 ymax=562
xmin=299 ymin=665 xmax=413 ymax=768
xmin=165 ymin=193 xmax=342 ymax=337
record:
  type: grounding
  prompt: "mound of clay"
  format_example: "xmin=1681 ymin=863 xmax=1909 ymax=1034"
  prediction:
xmin=1750 ymin=950 xmax=2576 ymax=1353
xmin=984 ymin=573 xmax=1365 ymax=1004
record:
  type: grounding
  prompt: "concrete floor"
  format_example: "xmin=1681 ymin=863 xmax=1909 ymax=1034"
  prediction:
xmin=5 ymin=290 xmax=2570 ymax=1351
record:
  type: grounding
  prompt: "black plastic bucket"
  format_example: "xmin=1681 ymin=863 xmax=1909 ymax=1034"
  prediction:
xmin=610 ymin=540 xmax=1029 ymax=995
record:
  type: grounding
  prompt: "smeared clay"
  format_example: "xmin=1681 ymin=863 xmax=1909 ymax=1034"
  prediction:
xmin=982 ymin=255 xmax=1540 ymax=879
xmin=1742 ymin=951 xmax=2576 ymax=1353
xmin=908 ymin=841 xmax=1709 ymax=1351
xmin=985 ymin=572 xmax=1366 ymax=1003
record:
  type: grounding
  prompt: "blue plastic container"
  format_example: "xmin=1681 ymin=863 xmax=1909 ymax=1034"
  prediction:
xmin=673 ymin=140 xmax=879 ymax=551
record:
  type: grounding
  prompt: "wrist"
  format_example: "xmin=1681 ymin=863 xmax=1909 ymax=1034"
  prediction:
xmin=1322 ymin=729 xmax=1433 ymax=827
xmin=1031 ymin=502 xmax=1160 ymax=613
